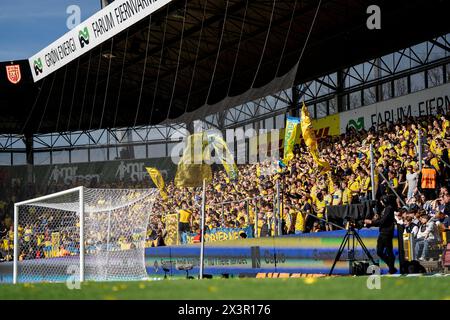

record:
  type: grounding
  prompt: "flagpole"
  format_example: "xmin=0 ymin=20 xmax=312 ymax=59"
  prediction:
xmin=254 ymin=199 xmax=259 ymax=238
xmin=418 ymin=130 xmax=423 ymax=172
xmin=370 ymin=144 xmax=376 ymax=201
xmin=199 ymin=178 xmax=206 ymax=279
xmin=276 ymin=180 xmax=282 ymax=236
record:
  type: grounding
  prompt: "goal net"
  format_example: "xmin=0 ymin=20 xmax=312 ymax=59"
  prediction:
xmin=13 ymin=187 xmax=158 ymax=283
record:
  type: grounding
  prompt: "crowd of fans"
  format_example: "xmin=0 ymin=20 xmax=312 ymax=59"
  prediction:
xmin=149 ymin=114 xmax=450 ymax=253
xmin=1 ymin=112 xmax=450 ymax=263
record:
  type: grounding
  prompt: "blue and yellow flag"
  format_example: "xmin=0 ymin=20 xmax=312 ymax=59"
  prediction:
xmin=145 ymin=167 xmax=168 ymax=201
xmin=283 ymin=116 xmax=300 ymax=164
xmin=300 ymin=102 xmax=330 ymax=173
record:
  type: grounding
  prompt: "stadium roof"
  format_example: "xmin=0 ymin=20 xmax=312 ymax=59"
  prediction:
xmin=1 ymin=0 xmax=449 ymax=135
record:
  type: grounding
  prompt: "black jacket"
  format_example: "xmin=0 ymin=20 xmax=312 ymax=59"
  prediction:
xmin=371 ymin=205 xmax=395 ymax=237
xmin=444 ymin=203 xmax=450 ymax=217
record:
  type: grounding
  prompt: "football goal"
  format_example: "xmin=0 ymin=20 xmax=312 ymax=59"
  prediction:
xmin=13 ymin=187 xmax=158 ymax=283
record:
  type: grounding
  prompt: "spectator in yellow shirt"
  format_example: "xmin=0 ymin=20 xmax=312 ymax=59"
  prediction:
xmin=359 ymin=171 xmax=371 ymax=201
xmin=331 ymin=183 xmax=343 ymax=206
xmin=178 ymin=201 xmax=192 ymax=244
xmin=294 ymin=209 xmax=306 ymax=234
xmin=314 ymin=191 xmax=326 ymax=220
xmin=341 ymin=181 xmax=352 ymax=205
xmin=348 ymin=173 xmax=361 ymax=203
xmin=296 ymin=195 xmax=313 ymax=233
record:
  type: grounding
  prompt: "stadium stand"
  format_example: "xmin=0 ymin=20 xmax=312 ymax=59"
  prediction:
xmin=0 ymin=1 xmax=449 ymax=278
xmin=1 ymin=112 xmax=449 ymax=266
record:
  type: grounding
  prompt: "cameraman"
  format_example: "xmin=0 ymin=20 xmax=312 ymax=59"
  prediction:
xmin=364 ymin=194 xmax=398 ymax=274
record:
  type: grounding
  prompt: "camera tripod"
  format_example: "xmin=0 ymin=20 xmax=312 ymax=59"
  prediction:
xmin=329 ymin=226 xmax=378 ymax=275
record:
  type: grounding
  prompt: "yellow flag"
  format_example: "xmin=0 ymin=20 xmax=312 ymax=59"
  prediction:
xmin=208 ymin=133 xmax=239 ymax=181
xmin=283 ymin=116 xmax=300 ymax=164
xmin=300 ymin=102 xmax=330 ymax=173
xmin=145 ymin=167 xmax=168 ymax=201
xmin=175 ymin=132 xmax=212 ymax=188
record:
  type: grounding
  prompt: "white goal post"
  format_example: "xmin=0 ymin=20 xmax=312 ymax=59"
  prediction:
xmin=13 ymin=187 xmax=158 ymax=283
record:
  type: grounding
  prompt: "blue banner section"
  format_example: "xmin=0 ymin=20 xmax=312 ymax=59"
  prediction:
xmin=145 ymin=228 xmax=400 ymax=278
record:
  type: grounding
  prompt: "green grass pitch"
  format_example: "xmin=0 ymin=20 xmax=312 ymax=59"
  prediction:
xmin=1 ymin=276 xmax=449 ymax=300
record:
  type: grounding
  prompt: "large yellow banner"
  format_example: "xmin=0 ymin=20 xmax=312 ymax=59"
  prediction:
xmin=300 ymin=103 xmax=331 ymax=172
xmin=249 ymin=113 xmax=340 ymax=159
xmin=175 ymin=132 xmax=212 ymax=188
xmin=307 ymin=113 xmax=341 ymax=140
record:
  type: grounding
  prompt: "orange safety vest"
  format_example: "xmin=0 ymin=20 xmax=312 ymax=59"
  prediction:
xmin=421 ymin=168 xmax=437 ymax=189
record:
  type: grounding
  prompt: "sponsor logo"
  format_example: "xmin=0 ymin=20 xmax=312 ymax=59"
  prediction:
xmin=263 ymin=250 xmax=286 ymax=264
xmin=347 ymin=117 xmax=365 ymax=131
xmin=5 ymin=64 xmax=21 ymax=84
xmin=313 ymin=127 xmax=330 ymax=139
xmin=78 ymin=27 xmax=90 ymax=48
xmin=48 ymin=166 xmax=100 ymax=185
xmin=298 ymin=127 xmax=330 ymax=144
xmin=33 ymin=58 xmax=43 ymax=76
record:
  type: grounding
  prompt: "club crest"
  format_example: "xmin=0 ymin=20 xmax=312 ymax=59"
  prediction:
xmin=6 ymin=64 xmax=21 ymax=84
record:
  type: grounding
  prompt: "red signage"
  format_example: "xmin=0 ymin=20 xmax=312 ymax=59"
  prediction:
xmin=6 ymin=64 xmax=21 ymax=84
